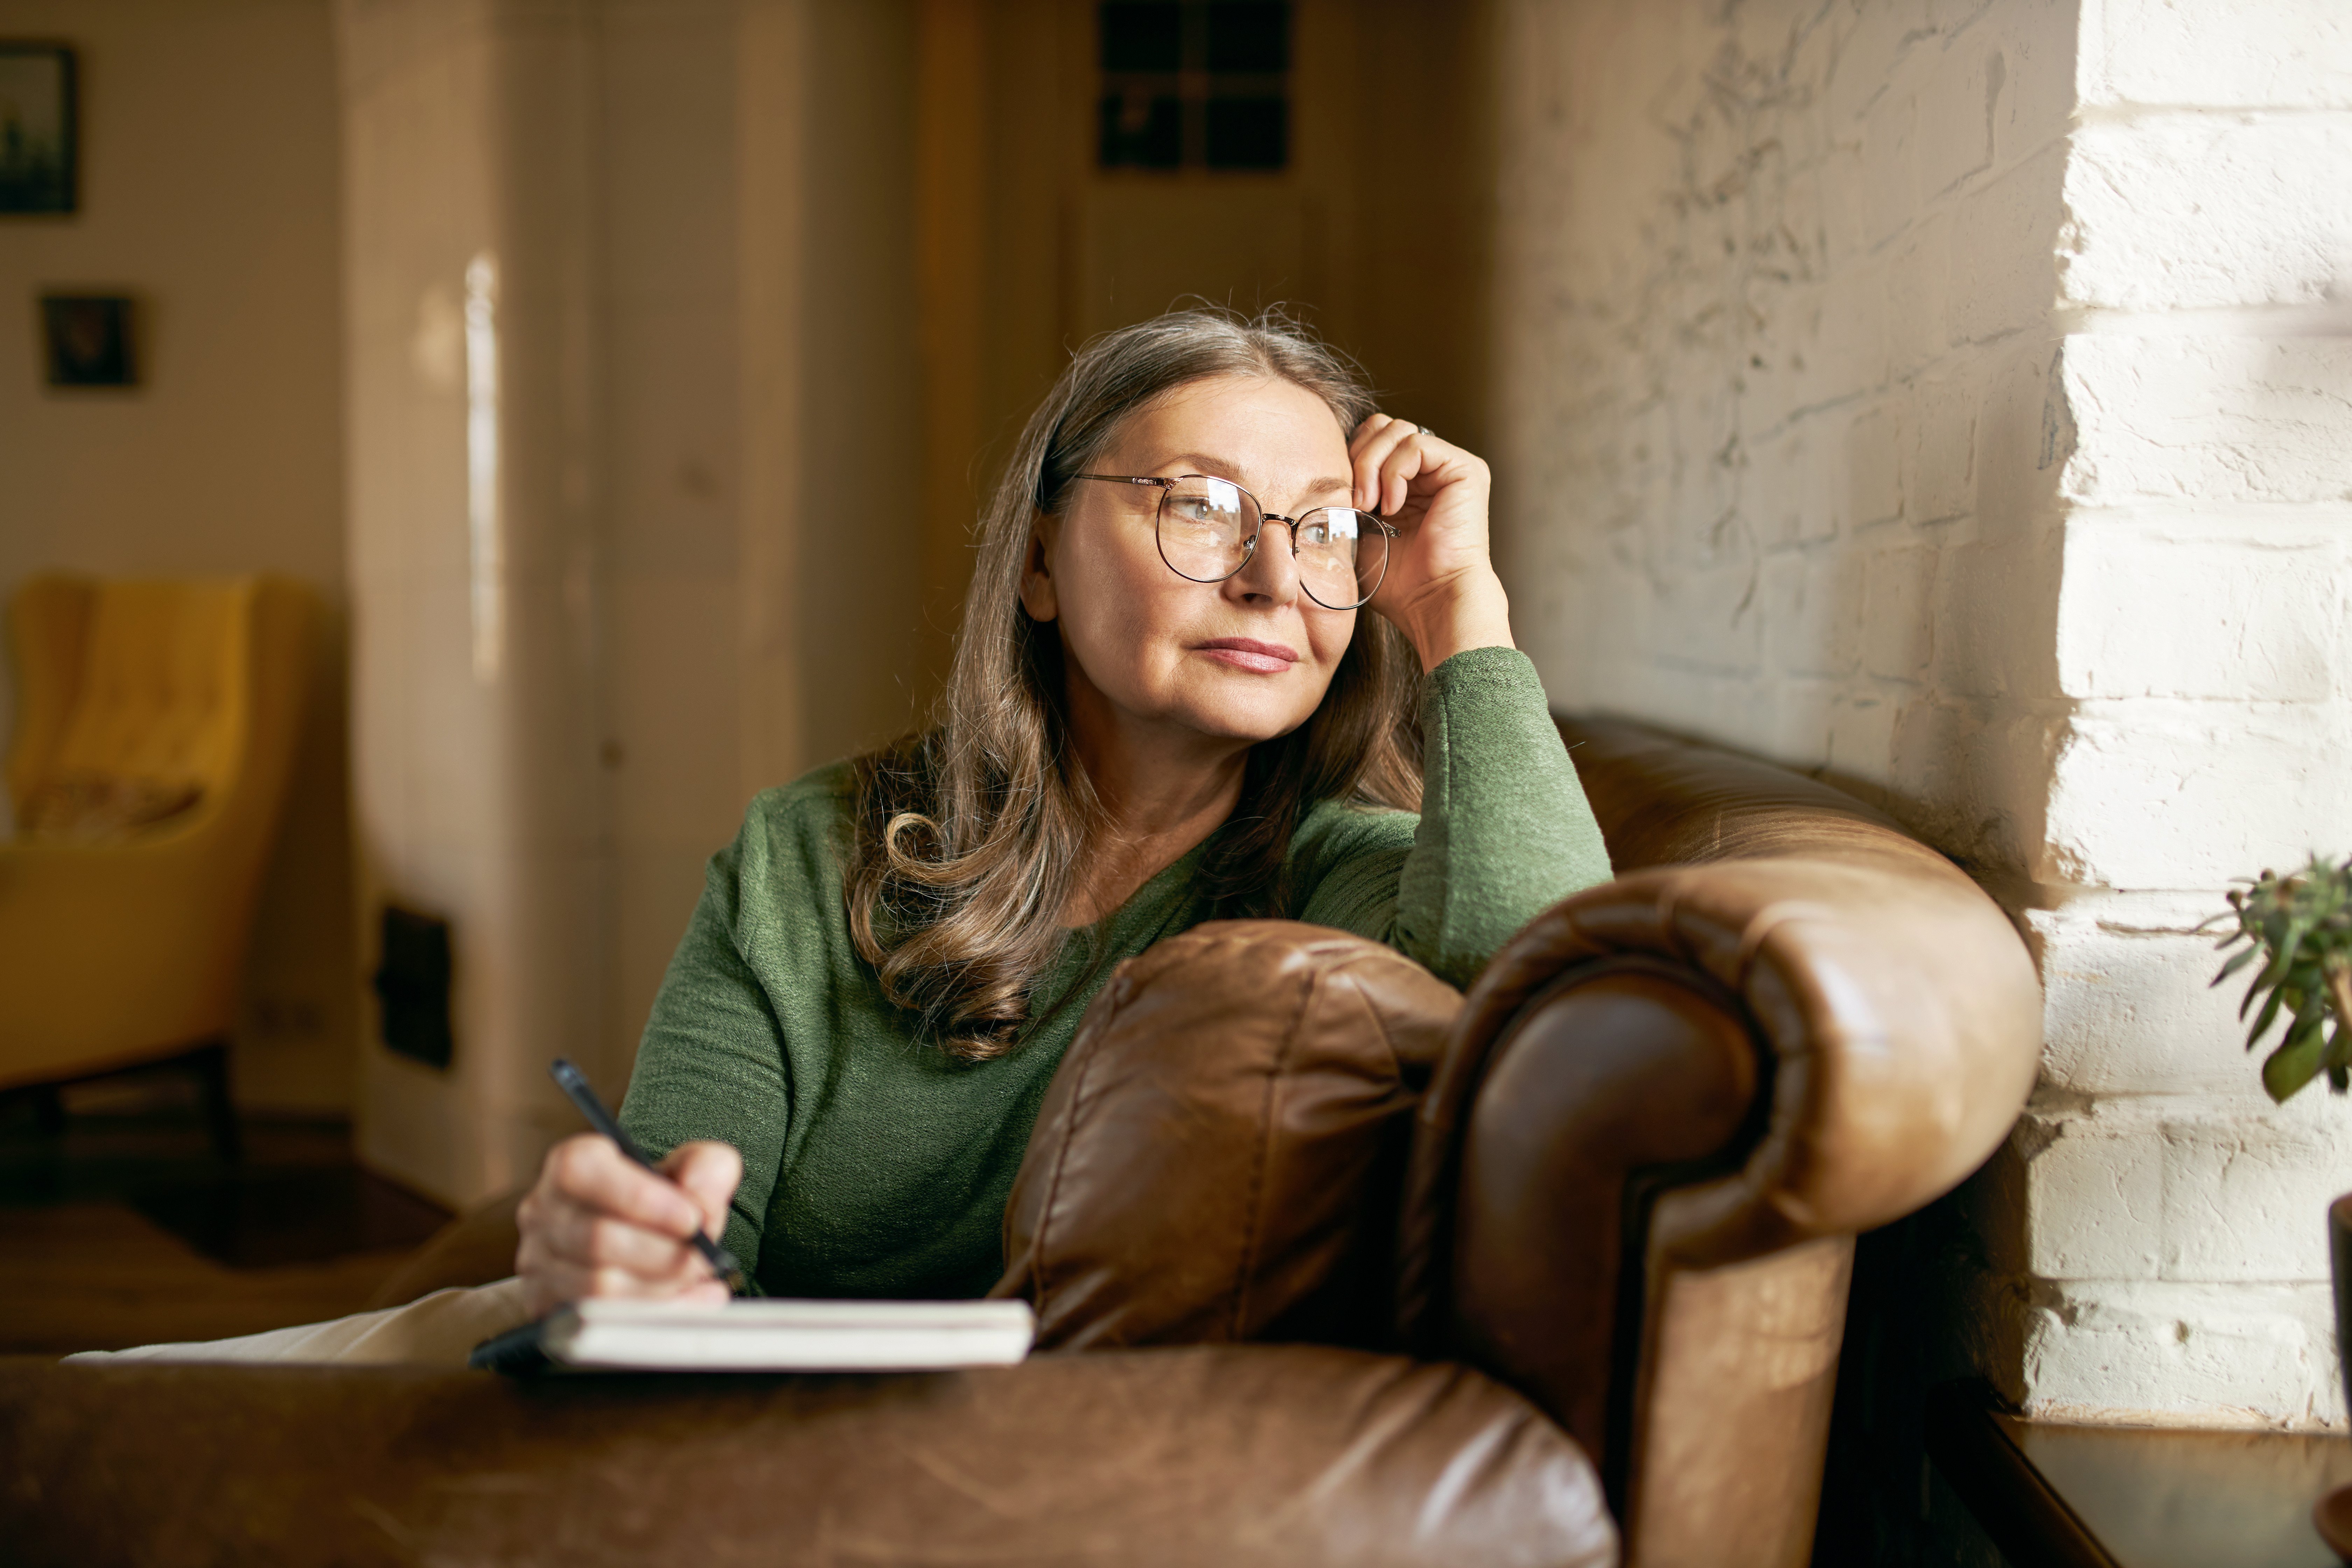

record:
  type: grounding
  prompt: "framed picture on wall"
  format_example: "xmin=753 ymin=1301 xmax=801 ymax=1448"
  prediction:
xmin=0 ymin=43 xmax=77 ymax=215
xmin=41 ymin=294 xmax=135 ymax=386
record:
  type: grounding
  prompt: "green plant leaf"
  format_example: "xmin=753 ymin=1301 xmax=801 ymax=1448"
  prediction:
xmin=2249 ymin=984 xmax=2288 ymax=1046
xmin=2264 ymin=1026 xmax=2329 ymax=1102
xmin=2258 ymin=917 xmax=2312 ymax=990
xmin=2215 ymin=945 xmax=2261 ymax=983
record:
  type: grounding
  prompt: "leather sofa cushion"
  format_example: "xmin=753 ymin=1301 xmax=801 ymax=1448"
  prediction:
xmin=995 ymin=920 xmax=1462 ymax=1350
xmin=3 ymin=1346 xmax=1615 ymax=1568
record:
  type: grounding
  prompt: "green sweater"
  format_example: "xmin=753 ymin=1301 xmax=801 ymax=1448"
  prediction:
xmin=618 ymin=645 xmax=1610 ymax=1300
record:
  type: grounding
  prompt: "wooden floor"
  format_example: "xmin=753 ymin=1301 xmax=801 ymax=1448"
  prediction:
xmin=0 ymin=1097 xmax=449 ymax=1356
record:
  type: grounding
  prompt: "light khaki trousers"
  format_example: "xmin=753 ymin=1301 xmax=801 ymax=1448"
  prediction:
xmin=63 ymin=1277 xmax=535 ymax=1368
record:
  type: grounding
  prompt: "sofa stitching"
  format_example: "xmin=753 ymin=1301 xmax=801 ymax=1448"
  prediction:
xmin=1226 ymin=952 xmax=1315 ymax=1339
xmin=1030 ymin=963 xmax=1126 ymax=1323
xmin=1340 ymin=956 xmax=1407 ymax=1080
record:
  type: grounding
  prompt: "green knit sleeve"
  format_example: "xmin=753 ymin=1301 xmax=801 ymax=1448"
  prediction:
xmin=1295 ymin=644 xmax=1613 ymax=989
xmin=617 ymin=800 xmax=797 ymax=1270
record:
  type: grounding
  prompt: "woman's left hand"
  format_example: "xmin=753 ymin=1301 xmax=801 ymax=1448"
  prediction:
xmin=1347 ymin=414 xmax=1514 ymax=670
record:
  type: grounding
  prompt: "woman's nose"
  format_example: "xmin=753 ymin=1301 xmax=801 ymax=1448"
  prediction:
xmin=1227 ymin=521 xmax=1300 ymax=606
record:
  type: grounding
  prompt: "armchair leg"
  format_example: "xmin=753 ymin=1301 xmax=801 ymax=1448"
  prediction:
xmin=190 ymin=1041 xmax=241 ymax=1164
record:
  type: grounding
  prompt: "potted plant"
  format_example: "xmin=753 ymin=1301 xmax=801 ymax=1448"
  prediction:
xmin=2206 ymin=857 xmax=2352 ymax=1553
xmin=2209 ymin=856 xmax=2352 ymax=1101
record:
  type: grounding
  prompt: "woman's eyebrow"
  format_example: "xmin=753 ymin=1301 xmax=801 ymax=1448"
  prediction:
xmin=1156 ymin=455 xmax=1355 ymax=500
xmin=1156 ymin=452 xmax=1250 ymax=482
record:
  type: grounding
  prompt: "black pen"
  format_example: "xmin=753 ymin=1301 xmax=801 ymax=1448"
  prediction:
xmin=548 ymin=1058 xmax=749 ymax=1296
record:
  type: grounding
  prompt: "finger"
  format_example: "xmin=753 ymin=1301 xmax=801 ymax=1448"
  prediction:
xmin=515 ymin=1233 xmax=715 ymax=1312
xmin=546 ymin=1133 xmax=705 ymax=1239
xmin=1349 ymin=410 xmax=1407 ymax=454
xmin=535 ymin=1252 xmax=729 ymax=1304
xmin=535 ymin=1198 xmax=709 ymax=1279
xmin=662 ymin=1140 xmax=744 ymax=1240
xmin=1373 ymin=433 xmax=1432 ymax=518
xmin=583 ymin=1265 xmax=730 ymax=1302
xmin=1349 ymin=416 xmax=1418 ymax=511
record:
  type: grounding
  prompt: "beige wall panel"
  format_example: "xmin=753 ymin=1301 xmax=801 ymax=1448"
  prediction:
xmin=0 ymin=0 xmax=356 ymax=1113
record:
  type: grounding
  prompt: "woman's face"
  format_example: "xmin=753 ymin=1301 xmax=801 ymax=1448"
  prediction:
xmin=1021 ymin=374 xmax=1359 ymax=753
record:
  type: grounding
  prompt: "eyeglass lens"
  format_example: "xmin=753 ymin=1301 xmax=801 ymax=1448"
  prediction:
xmin=1155 ymin=476 xmax=1386 ymax=609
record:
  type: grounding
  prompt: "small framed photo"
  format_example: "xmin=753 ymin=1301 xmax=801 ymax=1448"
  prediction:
xmin=0 ymin=43 xmax=77 ymax=215
xmin=41 ymin=294 xmax=136 ymax=386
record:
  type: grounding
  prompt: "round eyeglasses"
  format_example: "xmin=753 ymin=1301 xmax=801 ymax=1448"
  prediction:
xmin=1071 ymin=473 xmax=1395 ymax=610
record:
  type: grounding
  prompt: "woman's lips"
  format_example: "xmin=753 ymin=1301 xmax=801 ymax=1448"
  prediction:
xmin=1195 ymin=638 xmax=1299 ymax=674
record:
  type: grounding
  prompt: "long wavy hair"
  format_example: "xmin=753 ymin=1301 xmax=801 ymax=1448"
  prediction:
xmin=847 ymin=307 xmax=1424 ymax=1060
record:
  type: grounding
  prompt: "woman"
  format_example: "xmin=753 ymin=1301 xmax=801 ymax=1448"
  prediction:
xmin=515 ymin=308 xmax=1612 ymax=1315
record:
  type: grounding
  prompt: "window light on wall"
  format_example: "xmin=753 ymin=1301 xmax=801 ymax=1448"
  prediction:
xmin=1098 ymin=1 xmax=1289 ymax=172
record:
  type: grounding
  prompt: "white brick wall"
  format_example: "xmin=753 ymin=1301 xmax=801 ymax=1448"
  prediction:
xmin=1498 ymin=0 xmax=2352 ymax=1430
xmin=2022 ymin=0 xmax=2352 ymax=1428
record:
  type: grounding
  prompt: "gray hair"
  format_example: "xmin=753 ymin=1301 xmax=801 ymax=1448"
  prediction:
xmin=848 ymin=307 xmax=1422 ymax=1059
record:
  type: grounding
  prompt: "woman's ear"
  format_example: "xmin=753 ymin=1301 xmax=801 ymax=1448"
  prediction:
xmin=1018 ymin=513 xmax=1060 ymax=623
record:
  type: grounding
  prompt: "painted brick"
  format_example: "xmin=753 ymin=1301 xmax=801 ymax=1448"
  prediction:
xmin=1862 ymin=543 xmax=1937 ymax=678
xmin=1764 ymin=547 xmax=1865 ymax=677
xmin=1650 ymin=559 xmax=1764 ymax=676
xmin=2160 ymin=1109 xmax=2352 ymax=1281
xmin=2086 ymin=0 xmax=2352 ymax=112
xmin=1860 ymin=87 xmax=1920 ymax=249
xmin=1924 ymin=526 xmax=2059 ymax=701
xmin=2055 ymin=522 xmax=2340 ymax=702
xmin=1948 ymin=141 xmax=2067 ymax=343
xmin=2023 ymin=1110 xmax=2164 ymax=1278
xmin=1916 ymin=41 xmax=2001 ymax=199
xmin=1840 ymin=401 xmax=1906 ymax=529
xmin=2065 ymin=117 xmax=2352 ymax=313
xmin=2042 ymin=704 xmax=2352 ymax=891
xmin=1903 ymin=369 xmax=1981 ymax=523
xmin=1493 ymin=0 xmax=2341 ymax=1432
xmin=2032 ymin=895 xmax=2287 ymax=1099
xmin=1746 ymin=427 xmax=1816 ymax=550
xmin=2062 ymin=336 xmax=2352 ymax=508
xmin=1773 ymin=676 xmax=1840 ymax=757
xmin=1887 ymin=210 xmax=1953 ymax=375
xmin=1825 ymin=0 xmax=1925 ymax=133
xmin=1967 ymin=336 xmax=2068 ymax=541
xmin=1982 ymin=0 xmax=2082 ymax=168
xmin=1827 ymin=687 xmax=1901 ymax=779
xmin=1794 ymin=263 xmax=1894 ymax=413
xmin=2022 ymin=1280 xmax=2344 ymax=1428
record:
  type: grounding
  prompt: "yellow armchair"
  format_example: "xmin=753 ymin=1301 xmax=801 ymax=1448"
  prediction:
xmin=0 ymin=575 xmax=316 ymax=1148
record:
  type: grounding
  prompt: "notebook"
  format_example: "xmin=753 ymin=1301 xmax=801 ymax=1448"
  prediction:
xmin=469 ymin=1297 xmax=1036 ymax=1375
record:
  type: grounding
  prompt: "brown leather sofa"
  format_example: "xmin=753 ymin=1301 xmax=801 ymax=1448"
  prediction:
xmin=0 ymin=718 xmax=2042 ymax=1568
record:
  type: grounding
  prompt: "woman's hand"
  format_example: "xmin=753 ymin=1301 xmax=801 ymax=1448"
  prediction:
xmin=514 ymin=1135 xmax=743 ymax=1317
xmin=1348 ymin=413 xmax=1513 ymax=671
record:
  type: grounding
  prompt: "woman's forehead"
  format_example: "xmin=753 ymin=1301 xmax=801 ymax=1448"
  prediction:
xmin=1113 ymin=376 xmax=1352 ymax=491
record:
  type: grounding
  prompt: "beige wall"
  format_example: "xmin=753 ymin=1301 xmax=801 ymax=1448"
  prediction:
xmin=917 ymin=0 xmax=1499 ymax=666
xmin=340 ymin=0 xmax=932 ymax=1205
xmin=0 ymin=0 xmax=355 ymax=1113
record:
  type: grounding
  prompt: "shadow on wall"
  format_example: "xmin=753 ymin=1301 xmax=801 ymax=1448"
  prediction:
xmin=1483 ymin=0 xmax=2093 ymax=1561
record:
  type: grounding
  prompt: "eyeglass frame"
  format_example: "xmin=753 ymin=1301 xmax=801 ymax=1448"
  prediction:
xmin=1068 ymin=473 xmax=1397 ymax=610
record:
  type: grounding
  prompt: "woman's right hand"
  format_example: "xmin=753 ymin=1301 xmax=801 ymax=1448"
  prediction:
xmin=514 ymin=1134 xmax=744 ymax=1317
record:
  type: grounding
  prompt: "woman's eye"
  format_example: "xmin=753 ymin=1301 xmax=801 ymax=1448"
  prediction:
xmin=1172 ymin=499 xmax=1239 ymax=529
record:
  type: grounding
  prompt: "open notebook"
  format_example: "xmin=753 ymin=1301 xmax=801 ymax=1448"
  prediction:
xmin=469 ymin=1297 xmax=1036 ymax=1375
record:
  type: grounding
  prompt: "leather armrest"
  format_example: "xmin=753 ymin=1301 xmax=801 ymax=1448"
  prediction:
xmin=1393 ymin=725 xmax=2042 ymax=1567
xmin=1405 ymin=833 xmax=2040 ymax=1332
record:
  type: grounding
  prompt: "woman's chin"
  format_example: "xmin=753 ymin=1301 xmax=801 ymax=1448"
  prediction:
xmin=1163 ymin=695 xmax=1319 ymax=744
